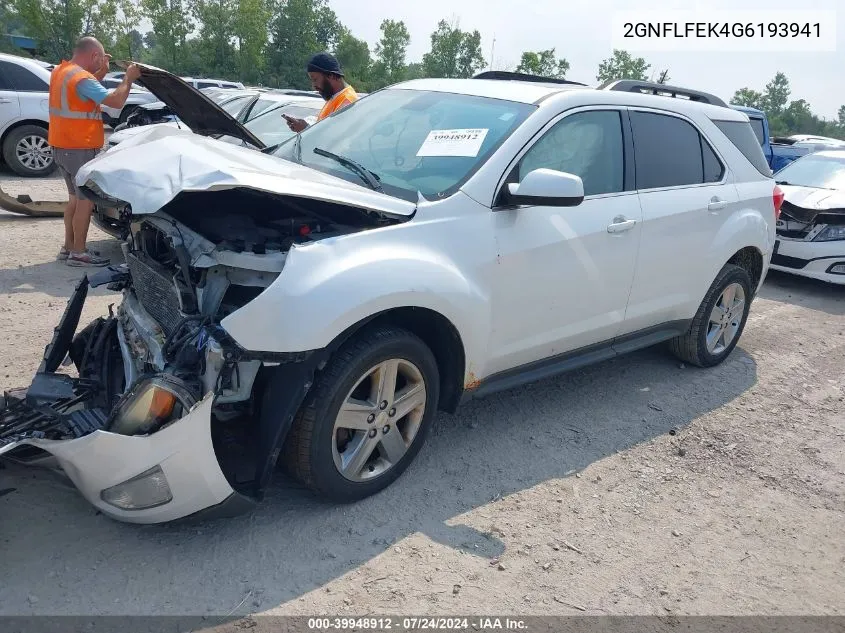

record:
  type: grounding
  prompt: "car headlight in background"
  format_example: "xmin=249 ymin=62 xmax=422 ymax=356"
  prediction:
xmin=101 ymin=465 xmax=173 ymax=510
xmin=107 ymin=375 xmax=198 ymax=436
xmin=813 ymin=225 xmax=845 ymax=242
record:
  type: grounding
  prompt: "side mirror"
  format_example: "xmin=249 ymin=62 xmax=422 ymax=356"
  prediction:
xmin=503 ymin=168 xmax=585 ymax=207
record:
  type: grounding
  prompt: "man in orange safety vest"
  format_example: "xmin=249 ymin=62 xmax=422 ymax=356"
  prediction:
xmin=282 ymin=52 xmax=358 ymax=133
xmin=49 ymin=36 xmax=140 ymax=266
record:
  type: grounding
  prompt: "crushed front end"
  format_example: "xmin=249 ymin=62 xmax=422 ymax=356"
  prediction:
xmin=771 ymin=200 xmax=845 ymax=283
xmin=0 ymin=199 xmax=334 ymax=523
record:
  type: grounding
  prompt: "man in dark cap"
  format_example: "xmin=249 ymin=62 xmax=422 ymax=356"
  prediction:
xmin=283 ymin=52 xmax=358 ymax=132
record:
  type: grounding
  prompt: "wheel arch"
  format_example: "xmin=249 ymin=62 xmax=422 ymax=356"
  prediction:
xmin=726 ymin=246 xmax=765 ymax=295
xmin=322 ymin=306 xmax=467 ymax=414
xmin=0 ymin=118 xmax=49 ymax=148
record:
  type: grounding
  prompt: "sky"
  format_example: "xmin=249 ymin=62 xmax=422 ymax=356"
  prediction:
xmin=327 ymin=0 xmax=845 ymax=119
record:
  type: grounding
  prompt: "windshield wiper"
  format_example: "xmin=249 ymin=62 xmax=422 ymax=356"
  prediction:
xmin=313 ymin=147 xmax=383 ymax=192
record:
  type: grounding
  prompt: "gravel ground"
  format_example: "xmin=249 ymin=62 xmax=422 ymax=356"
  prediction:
xmin=0 ymin=175 xmax=843 ymax=618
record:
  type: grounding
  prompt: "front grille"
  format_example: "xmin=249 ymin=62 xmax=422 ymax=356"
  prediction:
xmin=126 ymin=251 xmax=183 ymax=334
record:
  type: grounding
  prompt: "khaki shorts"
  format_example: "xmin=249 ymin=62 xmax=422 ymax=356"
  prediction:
xmin=52 ymin=148 xmax=97 ymax=198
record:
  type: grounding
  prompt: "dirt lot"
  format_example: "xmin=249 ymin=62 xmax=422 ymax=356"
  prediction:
xmin=0 ymin=174 xmax=843 ymax=618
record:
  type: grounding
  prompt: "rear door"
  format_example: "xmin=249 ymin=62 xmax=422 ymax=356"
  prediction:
xmin=622 ymin=108 xmax=739 ymax=334
xmin=0 ymin=61 xmax=24 ymax=130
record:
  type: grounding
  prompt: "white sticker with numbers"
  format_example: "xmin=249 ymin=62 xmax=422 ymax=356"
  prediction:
xmin=416 ymin=128 xmax=489 ymax=157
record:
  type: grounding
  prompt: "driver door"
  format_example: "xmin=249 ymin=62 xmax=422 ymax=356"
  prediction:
xmin=486 ymin=107 xmax=643 ymax=375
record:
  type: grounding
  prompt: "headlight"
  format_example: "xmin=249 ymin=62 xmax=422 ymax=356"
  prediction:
xmin=107 ymin=375 xmax=198 ymax=436
xmin=101 ymin=465 xmax=173 ymax=510
xmin=813 ymin=225 xmax=845 ymax=242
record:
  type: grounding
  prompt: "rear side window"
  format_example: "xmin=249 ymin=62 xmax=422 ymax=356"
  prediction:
xmin=714 ymin=120 xmax=772 ymax=177
xmin=630 ymin=111 xmax=724 ymax=189
xmin=197 ymin=81 xmax=219 ymax=89
xmin=0 ymin=61 xmax=48 ymax=92
xmin=748 ymin=117 xmax=765 ymax=145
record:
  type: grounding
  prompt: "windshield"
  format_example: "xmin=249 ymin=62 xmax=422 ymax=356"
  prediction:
xmin=246 ymin=102 xmax=321 ymax=146
xmin=775 ymin=154 xmax=845 ymax=190
xmin=274 ymin=89 xmax=535 ymax=201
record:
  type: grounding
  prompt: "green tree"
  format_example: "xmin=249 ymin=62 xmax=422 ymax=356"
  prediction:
xmin=372 ymin=19 xmax=410 ymax=86
xmin=334 ymin=29 xmax=370 ymax=90
xmin=11 ymin=0 xmax=112 ymax=60
xmin=268 ymin=0 xmax=343 ymax=89
xmin=233 ymin=0 xmax=270 ymax=84
xmin=515 ymin=48 xmax=569 ymax=78
xmin=838 ymin=105 xmax=845 ymax=127
xmin=102 ymin=0 xmax=142 ymax=60
xmin=762 ymin=72 xmax=790 ymax=115
xmin=142 ymin=0 xmax=193 ymax=71
xmin=190 ymin=0 xmax=236 ymax=77
xmin=730 ymin=87 xmax=764 ymax=109
xmin=422 ymin=19 xmax=484 ymax=78
xmin=596 ymin=49 xmax=649 ymax=82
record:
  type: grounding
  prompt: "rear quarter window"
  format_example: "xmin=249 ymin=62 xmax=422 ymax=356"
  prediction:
xmin=714 ymin=120 xmax=772 ymax=177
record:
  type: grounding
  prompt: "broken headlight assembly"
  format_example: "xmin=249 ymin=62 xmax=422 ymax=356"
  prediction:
xmin=107 ymin=375 xmax=199 ymax=436
xmin=813 ymin=225 xmax=845 ymax=242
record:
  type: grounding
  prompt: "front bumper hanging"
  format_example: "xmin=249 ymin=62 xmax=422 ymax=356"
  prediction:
xmin=0 ymin=275 xmax=244 ymax=524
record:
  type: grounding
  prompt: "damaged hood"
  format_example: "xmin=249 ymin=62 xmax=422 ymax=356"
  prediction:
xmin=125 ymin=62 xmax=264 ymax=149
xmin=77 ymin=125 xmax=418 ymax=218
xmin=779 ymin=185 xmax=845 ymax=223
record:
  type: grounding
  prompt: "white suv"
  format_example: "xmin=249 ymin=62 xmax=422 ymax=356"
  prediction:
xmin=0 ymin=69 xmax=779 ymax=523
xmin=0 ymin=53 xmax=53 ymax=177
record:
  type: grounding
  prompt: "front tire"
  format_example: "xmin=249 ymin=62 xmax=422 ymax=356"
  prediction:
xmin=2 ymin=125 xmax=54 ymax=177
xmin=669 ymin=264 xmax=753 ymax=367
xmin=282 ymin=326 xmax=440 ymax=502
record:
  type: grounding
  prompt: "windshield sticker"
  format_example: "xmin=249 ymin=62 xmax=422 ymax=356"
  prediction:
xmin=417 ymin=128 xmax=490 ymax=157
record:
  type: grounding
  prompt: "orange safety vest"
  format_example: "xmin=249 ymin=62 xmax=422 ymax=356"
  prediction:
xmin=317 ymin=85 xmax=358 ymax=121
xmin=47 ymin=61 xmax=104 ymax=150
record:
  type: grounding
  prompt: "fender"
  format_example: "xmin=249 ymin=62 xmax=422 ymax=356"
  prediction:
xmin=220 ymin=234 xmax=491 ymax=382
xmin=707 ymin=203 xmax=772 ymax=292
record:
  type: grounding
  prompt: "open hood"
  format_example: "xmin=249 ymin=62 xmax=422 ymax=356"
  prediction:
xmin=780 ymin=185 xmax=845 ymax=224
xmin=77 ymin=125 xmax=417 ymax=219
xmin=118 ymin=61 xmax=265 ymax=149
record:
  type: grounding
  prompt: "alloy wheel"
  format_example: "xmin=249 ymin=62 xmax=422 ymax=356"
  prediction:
xmin=16 ymin=135 xmax=52 ymax=171
xmin=706 ymin=282 xmax=746 ymax=354
xmin=331 ymin=359 xmax=427 ymax=482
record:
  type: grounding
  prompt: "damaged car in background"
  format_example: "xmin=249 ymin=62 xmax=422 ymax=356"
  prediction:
xmin=770 ymin=150 xmax=845 ymax=284
xmin=1 ymin=69 xmax=777 ymax=523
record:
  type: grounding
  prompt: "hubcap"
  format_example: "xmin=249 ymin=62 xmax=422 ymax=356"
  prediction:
xmin=332 ymin=359 xmax=427 ymax=482
xmin=706 ymin=282 xmax=746 ymax=355
xmin=16 ymin=135 xmax=52 ymax=171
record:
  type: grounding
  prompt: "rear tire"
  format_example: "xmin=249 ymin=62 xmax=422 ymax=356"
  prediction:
xmin=669 ymin=264 xmax=752 ymax=368
xmin=2 ymin=125 xmax=54 ymax=177
xmin=282 ymin=325 xmax=440 ymax=502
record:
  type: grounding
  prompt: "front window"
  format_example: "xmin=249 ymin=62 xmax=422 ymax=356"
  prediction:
xmin=274 ymin=89 xmax=535 ymax=201
xmin=775 ymin=154 xmax=845 ymax=190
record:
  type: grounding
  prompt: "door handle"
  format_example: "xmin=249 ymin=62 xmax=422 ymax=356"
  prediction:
xmin=607 ymin=216 xmax=637 ymax=233
xmin=0 ymin=98 xmax=12 ymax=104
xmin=708 ymin=197 xmax=727 ymax=211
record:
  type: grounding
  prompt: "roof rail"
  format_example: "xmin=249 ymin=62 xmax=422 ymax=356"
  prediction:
xmin=473 ymin=70 xmax=587 ymax=87
xmin=599 ymin=79 xmax=728 ymax=108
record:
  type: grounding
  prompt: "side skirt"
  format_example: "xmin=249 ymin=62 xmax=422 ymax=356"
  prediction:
xmin=460 ymin=320 xmax=692 ymax=403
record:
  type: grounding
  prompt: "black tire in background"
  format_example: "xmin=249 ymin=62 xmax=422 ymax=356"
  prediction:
xmin=669 ymin=264 xmax=753 ymax=368
xmin=278 ymin=325 xmax=441 ymax=502
xmin=2 ymin=125 xmax=54 ymax=177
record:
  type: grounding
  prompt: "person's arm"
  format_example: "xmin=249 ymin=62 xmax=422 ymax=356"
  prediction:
xmin=100 ymin=64 xmax=142 ymax=109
